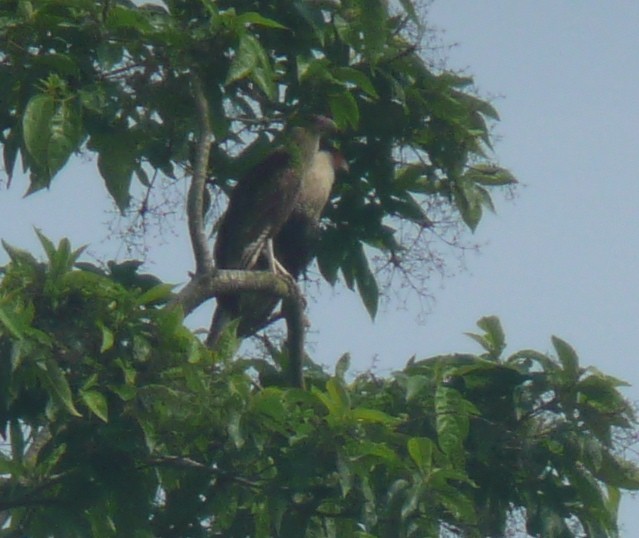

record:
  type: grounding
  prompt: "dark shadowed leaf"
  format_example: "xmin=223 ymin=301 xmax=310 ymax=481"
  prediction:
xmin=81 ymin=390 xmax=109 ymax=422
xmin=352 ymin=244 xmax=379 ymax=319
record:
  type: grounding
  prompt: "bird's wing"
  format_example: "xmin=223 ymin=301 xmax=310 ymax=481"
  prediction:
xmin=214 ymin=148 xmax=301 ymax=269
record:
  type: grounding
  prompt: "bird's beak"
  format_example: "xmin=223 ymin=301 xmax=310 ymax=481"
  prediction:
xmin=336 ymin=153 xmax=349 ymax=173
xmin=313 ymin=115 xmax=338 ymax=134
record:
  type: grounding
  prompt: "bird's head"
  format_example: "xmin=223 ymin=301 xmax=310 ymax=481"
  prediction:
xmin=287 ymin=114 xmax=337 ymax=160
xmin=290 ymin=114 xmax=338 ymax=136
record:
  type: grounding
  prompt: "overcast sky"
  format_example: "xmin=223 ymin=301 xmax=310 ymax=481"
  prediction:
xmin=1 ymin=1 xmax=638 ymax=533
xmin=318 ymin=1 xmax=639 ymax=531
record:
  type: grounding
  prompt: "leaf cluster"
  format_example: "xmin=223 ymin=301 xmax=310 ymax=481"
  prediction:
xmin=0 ymin=0 xmax=516 ymax=316
xmin=0 ymin=241 xmax=636 ymax=537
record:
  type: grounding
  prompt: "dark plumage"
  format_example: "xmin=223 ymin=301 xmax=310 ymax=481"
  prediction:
xmin=229 ymin=147 xmax=349 ymax=339
xmin=276 ymin=148 xmax=349 ymax=280
xmin=207 ymin=115 xmax=337 ymax=346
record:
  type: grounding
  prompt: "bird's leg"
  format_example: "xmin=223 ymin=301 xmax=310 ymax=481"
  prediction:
xmin=265 ymin=238 xmax=277 ymax=273
xmin=265 ymin=238 xmax=293 ymax=280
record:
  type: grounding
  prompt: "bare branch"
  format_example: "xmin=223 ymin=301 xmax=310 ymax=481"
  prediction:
xmin=169 ymin=269 xmax=297 ymax=318
xmin=188 ymin=73 xmax=213 ymax=275
xmin=283 ymin=289 xmax=307 ymax=389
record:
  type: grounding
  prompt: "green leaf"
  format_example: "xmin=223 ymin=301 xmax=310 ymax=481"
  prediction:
xmin=387 ymin=192 xmax=432 ymax=227
xmin=471 ymin=316 xmax=505 ymax=357
xmin=225 ymin=33 xmax=259 ymax=86
xmin=250 ymin=65 xmax=277 ymax=100
xmin=407 ymin=437 xmax=434 ymax=475
xmin=225 ymin=32 xmax=276 ymax=99
xmin=235 ymin=12 xmax=287 ymax=29
xmin=227 ymin=410 xmax=244 ymax=448
xmin=22 ymin=94 xmax=55 ymax=173
xmin=335 ymin=353 xmax=350 ymax=380
xmin=596 ymin=451 xmax=639 ymax=489
xmin=97 ymin=137 xmax=136 ymax=212
xmin=107 ymin=5 xmax=153 ymax=33
xmin=2 ymin=240 xmax=39 ymax=267
xmin=435 ymin=385 xmax=470 ymax=466
xmin=3 ymin=129 xmax=19 ymax=181
xmin=351 ymin=407 xmax=398 ymax=425
xmin=359 ymin=0 xmax=387 ymax=62
xmin=454 ymin=182 xmax=483 ymax=231
xmin=10 ymin=419 xmax=24 ymax=460
xmin=405 ymin=375 xmax=429 ymax=401
xmin=0 ymin=304 xmax=26 ymax=340
xmin=42 ymin=359 xmax=82 ymax=417
xmin=317 ymin=229 xmax=345 ymax=285
xmin=552 ymin=335 xmax=580 ymax=381
xmin=81 ymin=390 xmax=109 ymax=422
xmin=464 ymin=164 xmax=517 ymax=186
xmin=332 ymin=67 xmax=379 ymax=98
xmin=33 ymin=229 xmax=55 ymax=266
xmin=325 ymin=378 xmax=350 ymax=414
xmin=98 ymin=322 xmax=115 ymax=353
xmin=352 ymin=244 xmax=378 ymax=319
xmin=329 ymin=90 xmax=360 ymax=130
xmin=398 ymin=0 xmax=419 ymax=24
xmin=47 ymin=97 xmax=83 ymax=178
xmin=336 ymin=451 xmax=353 ymax=497
xmin=136 ymin=283 xmax=174 ymax=305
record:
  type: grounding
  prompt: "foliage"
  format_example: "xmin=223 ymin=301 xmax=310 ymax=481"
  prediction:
xmin=0 ymin=0 xmax=515 ymax=314
xmin=0 ymin=2 xmax=636 ymax=537
xmin=0 ymin=238 xmax=638 ymax=537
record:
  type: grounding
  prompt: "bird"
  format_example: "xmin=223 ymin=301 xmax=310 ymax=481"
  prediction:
xmin=275 ymin=147 xmax=349 ymax=280
xmin=206 ymin=115 xmax=338 ymax=347
xmin=226 ymin=146 xmax=349 ymax=340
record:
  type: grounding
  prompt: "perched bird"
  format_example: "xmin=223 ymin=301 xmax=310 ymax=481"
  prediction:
xmin=275 ymin=148 xmax=349 ymax=280
xmin=227 ymin=147 xmax=349 ymax=339
xmin=207 ymin=115 xmax=337 ymax=346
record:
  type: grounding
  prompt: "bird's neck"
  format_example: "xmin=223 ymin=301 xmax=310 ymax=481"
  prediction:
xmin=289 ymin=131 xmax=320 ymax=170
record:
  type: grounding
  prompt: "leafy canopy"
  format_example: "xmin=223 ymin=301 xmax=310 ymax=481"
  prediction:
xmin=0 ymin=1 xmax=636 ymax=537
xmin=0 ymin=0 xmax=515 ymax=315
xmin=0 ymin=237 xmax=637 ymax=536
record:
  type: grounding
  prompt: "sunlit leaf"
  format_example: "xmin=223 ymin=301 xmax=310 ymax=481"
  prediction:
xmin=332 ymin=67 xmax=379 ymax=98
xmin=329 ymin=91 xmax=360 ymax=130
xmin=325 ymin=378 xmax=350 ymax=414
xmin=136 ymin=283 xmax=174 ymax=306
xmin=235 ymin=11 xmax=287 ymax=29
xmin=47 ymin=97 xmax=83 ymax=178
xmin=81 ymin=389 xmax=109 ymax=422
xmin=98 ymin=322 xmax=115 ymax=353
xmin=0 ymin=304 xmax=26 ymax=340
xmin=335 ymin=353 xmax=350 ymax=380
xmin=225 ymin=33 xmax=259 ymax=86
xmin=408 ymin=437 xmax=434 ymax=475
xmin=42 ymin=359 xmax=82 ymax=417
xmin=22 ymin=93 xmax=55 ymax=174
xmin=552 ymin=335 xmax=580 ymax=381
xmin=351 ymin=407 xmax=398 ymax=425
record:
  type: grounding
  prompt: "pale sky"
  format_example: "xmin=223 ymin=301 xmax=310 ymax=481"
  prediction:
xmin=1 ymin=1 xmax=638 ymax=534
xmin=318 ymin=1 xmax=639 ymax=532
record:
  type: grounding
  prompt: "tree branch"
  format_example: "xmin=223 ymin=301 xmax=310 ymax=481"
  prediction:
xmin=169 ymin=269 xmax=296 ymax=318
xmin=283 ymin=290 xmax=307 ymax=389
xmin=188 ymin=73 xmax=213 ymax=275
xmin=170 ymin=268 xmax=308 ymax=388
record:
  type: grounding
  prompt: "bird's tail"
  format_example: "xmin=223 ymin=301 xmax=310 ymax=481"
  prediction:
xmin=205 ymin=304 xmax=233 ymax=348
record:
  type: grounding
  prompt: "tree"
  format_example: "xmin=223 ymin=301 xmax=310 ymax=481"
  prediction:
xmin=0 ymin=1 xmax=637 ymax=537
